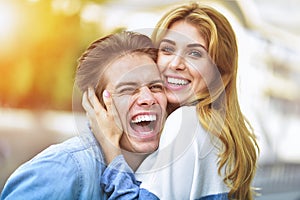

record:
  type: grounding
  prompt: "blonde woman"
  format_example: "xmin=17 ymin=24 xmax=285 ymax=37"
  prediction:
xmin=84 ymin=2 xmax=259 ymax=199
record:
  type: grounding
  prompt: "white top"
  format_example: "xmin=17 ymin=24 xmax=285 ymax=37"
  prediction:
xmin=135 ymin=106 xmax=229 ymax=199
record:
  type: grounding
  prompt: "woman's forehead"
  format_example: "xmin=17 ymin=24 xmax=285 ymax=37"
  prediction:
xmin=162 ymin=21 xmax=207 ymax=49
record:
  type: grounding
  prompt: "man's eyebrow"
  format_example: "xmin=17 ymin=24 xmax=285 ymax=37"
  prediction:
xmin=149 ymin=79 xmax=164 ymax=84
xmin=116 ymin=79 xmax=163 ymax=89
xmin=115 ymin=82 xmax=138 ymax=89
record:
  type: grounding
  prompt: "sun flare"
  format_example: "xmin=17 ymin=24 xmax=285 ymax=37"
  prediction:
xmin=0 ymin=2 xmax=19 ymax=39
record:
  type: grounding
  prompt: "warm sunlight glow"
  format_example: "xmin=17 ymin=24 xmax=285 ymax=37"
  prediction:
xmin=52 ymin=0 xmax=81 ymax=16
xmin=0 ymin=2 xmax=19 ymax=39
xmin=80 ymin=3 xmax=104 ymax=23
xmin=27 ymin=0 xmax=40 ymax=2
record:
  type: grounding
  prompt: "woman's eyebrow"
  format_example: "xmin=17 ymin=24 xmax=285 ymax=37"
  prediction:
xmin=187 ymin=43 xmax=207 ymax=51
xmin=160 ymin=39 xmax=207 ymax=51
xmin=159 ymin=39 xmax=175 ymax=45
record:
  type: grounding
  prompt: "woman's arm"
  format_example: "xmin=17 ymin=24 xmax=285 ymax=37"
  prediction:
xmin=82 ymin=87 xmax=122 ymax=163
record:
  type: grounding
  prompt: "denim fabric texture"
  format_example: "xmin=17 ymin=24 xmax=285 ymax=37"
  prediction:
xmin=0 ymin=128 xmax=157 ymax=200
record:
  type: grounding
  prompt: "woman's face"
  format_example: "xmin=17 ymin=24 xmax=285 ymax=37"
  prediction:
xmin=157 ymin=20 xmax=217 ymax=106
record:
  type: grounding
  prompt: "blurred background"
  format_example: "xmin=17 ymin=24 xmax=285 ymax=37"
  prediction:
xmin=0 ymin=0 xmax=299 ymax=199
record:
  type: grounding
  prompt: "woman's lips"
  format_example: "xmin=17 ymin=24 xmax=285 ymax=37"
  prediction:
xmin=166 ymin=76 xmax=190 ymax=91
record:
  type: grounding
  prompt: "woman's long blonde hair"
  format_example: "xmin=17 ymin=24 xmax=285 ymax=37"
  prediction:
xmin=152 ymin=2 xmax=259 ymax=199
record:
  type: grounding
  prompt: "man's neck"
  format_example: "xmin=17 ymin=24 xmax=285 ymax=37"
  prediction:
xmin=121 ymin=150 xmax=149 ymax=172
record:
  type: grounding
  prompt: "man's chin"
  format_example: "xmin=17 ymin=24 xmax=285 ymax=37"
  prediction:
xmin=128 ymin=140 xmax=160 ymax=154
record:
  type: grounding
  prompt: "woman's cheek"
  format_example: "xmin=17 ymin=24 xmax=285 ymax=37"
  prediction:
xmin=157 ymin=57 xmax=169 ymax=72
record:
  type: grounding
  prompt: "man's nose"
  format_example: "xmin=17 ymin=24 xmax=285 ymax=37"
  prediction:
xmin=136 ymin=86 xmax=156 ymax=106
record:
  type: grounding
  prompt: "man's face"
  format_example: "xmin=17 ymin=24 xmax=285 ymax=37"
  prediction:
xmin=105 ymin=53 xmax=167 ymax=154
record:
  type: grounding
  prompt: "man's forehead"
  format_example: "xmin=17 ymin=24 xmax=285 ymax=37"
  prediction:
xmin=115 ymin=63 xmax=160 ymax=80
xmin=105 ymin=54 xmax=161 ymax=89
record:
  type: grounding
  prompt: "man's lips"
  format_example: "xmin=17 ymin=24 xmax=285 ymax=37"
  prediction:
xmin=131 ymin=114 xmax=156 ymax=123
xmin=129 ymin=113 xmax=159 ymax=138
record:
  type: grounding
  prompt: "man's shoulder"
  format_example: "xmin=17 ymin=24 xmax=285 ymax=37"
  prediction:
xmin=32 ymin=133 xmax=104 ymax=167
xmin=1 ymin=134 xmax=106 ymax=200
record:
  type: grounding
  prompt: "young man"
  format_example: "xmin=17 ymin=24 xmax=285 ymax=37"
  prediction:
xmin=0 ymin=31 xmax=167 ymax=200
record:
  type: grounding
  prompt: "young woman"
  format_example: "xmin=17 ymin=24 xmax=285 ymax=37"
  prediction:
xmin=84 ymin=2 xmax=259 ymax=200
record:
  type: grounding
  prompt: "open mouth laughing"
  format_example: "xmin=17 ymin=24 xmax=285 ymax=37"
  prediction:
xmin=130 ymin=113 xmax=159 ymax=138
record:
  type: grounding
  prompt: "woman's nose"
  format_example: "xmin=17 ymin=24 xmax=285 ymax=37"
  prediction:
xmin=169 ymin=54 xmax=186 ymax=70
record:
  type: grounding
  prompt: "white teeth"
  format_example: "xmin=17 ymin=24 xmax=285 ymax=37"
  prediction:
xmin=167 ymin=77 xmax=189 ymax=85
xmin=131 ymin=115 xmax=156 ymax=123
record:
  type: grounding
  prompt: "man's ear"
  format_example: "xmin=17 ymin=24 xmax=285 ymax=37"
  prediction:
xmin=94 ymin=87 xmax=107 ymax=110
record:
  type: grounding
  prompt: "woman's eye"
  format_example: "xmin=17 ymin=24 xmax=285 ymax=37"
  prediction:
xmin=159 ymin=45 xmax=175 ymax=54
xmin=188 ymin=50 xmax=202 ymax=58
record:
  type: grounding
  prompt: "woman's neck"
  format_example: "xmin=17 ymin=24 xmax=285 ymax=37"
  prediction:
xmin=167 ymin=99 xmax=200 ymax=115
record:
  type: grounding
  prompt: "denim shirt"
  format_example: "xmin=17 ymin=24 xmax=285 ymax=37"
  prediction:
xmin=0 ymin=128 xmax=158 ymax=200
xmin=1 ymin=122 xmax=227 ymax=200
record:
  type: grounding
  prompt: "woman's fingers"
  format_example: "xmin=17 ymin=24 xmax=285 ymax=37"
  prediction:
xmin=88 ymin=87 xmax=105 ymax=118
xmin=85 ymin=87 xmax=122 ymax=139
xmin=102 ymin=90 xmax=111 ymax=109
xmin=102 ymin=90 xmax=114 ymax=120
xmin=102 ymin=90 xmax=123 ymax=132
xmin=82 ymin=88 xmax=122 ymax=163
